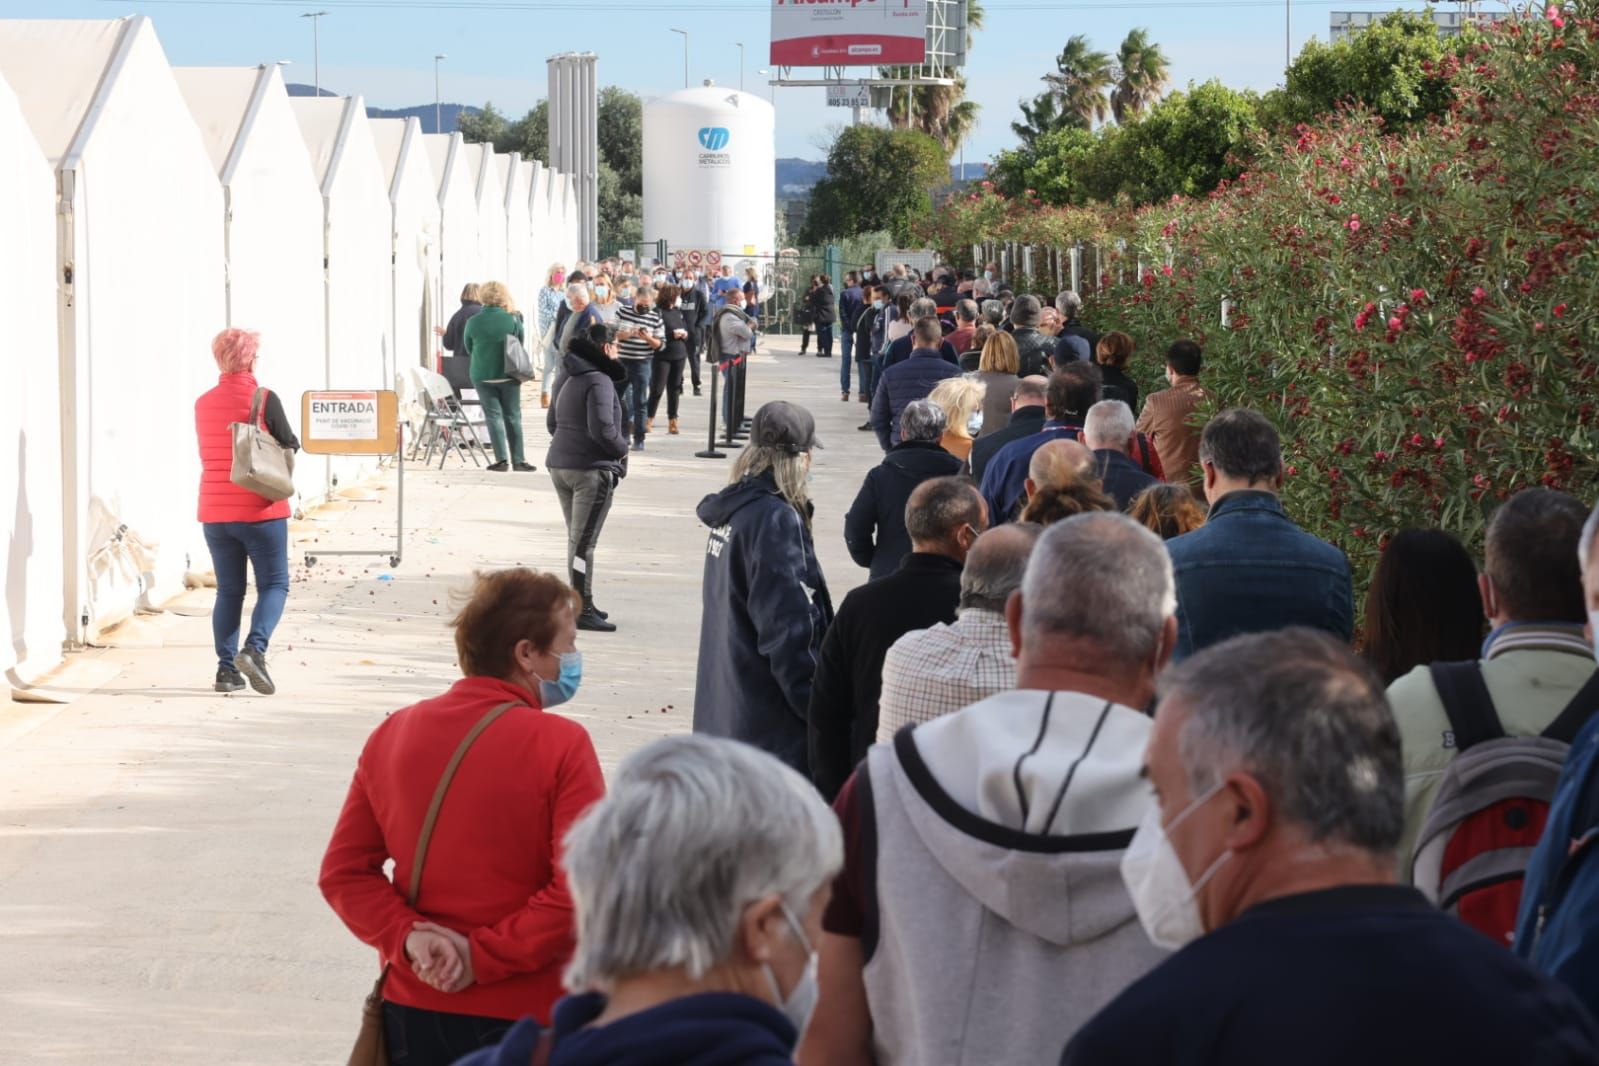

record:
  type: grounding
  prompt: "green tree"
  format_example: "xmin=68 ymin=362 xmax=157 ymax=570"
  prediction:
xmin=799 ymin=125 xmax=949 ymax=243
xmin=1111 ymin=28 xmax=1171 ymax=122
xmin=1044 ymin=35 xmax=1115 ymax=128
xmin=456 ymin=102 xmax=507 ymax=147
xmin=1264 ymin=9 xmax=1462 ymax=131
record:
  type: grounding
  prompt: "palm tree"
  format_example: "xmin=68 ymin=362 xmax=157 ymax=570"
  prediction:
xmin=1111 ymin=28 xmax=1170 ymax=122
xmin=882 ymin=0 xmax=985 ymax=156
xmin=1041 ymin=35 xmax=1113 ymax=129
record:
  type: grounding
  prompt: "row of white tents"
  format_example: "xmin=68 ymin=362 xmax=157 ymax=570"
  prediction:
xmin=0 ymin=17 xmax=583 ymax=686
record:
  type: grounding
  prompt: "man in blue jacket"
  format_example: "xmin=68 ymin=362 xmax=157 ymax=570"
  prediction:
xmin=869 ymin=317 xmax=961 ymax=451
xmin=1514 ymin=500 xmax=1599 ymax=1005
xmin=692 ymin=402 xmax=833 ymax=773
xmin=1165 ymin=408 xmax=1352 ymax=659
xmin=978 ymin=363 xmax=1101 ymax=523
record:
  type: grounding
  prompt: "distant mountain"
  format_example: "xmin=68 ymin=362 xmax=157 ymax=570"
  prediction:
xmin=284 ymin=83 xmax=479 ymax=134
xmin=777 ymin=157 xmax=829 ymax=195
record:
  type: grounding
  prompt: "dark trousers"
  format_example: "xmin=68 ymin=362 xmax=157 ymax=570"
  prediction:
xmin=381 ymin=1001 xmax=512 ymax=1066
xmin=648 ymin=355 xmax=685 ymax=420
xmin=550 ymin=466 xmax=616 ymax=606
xmin=690 ymin=326 xmax=707 ymax=387
xmin=839 ymin=328 xmax=856 ymax=392
xmin=620 ymin=359 xmax=652 ymax=443
xmin=472 ymin=379 xmax=523 ymax=464
xmin=816 ymin=323 xmax=835 ymax=357
xmin=203 ymin=518 xmax=289 ymax=671
xmin=799 ymin=327 xmax=812 ymax=353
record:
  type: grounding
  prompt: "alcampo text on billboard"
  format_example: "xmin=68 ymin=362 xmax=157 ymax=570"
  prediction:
xmin=770 ymin=0 xmax=928 ymax=66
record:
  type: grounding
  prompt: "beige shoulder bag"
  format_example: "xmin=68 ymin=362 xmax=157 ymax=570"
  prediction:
xmin=347 ymin=700 xmax=522 ymax=1066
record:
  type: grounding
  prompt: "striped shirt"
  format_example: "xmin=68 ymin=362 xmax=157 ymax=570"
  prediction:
xmin=615 ymin=304 xmax=663 ymax=361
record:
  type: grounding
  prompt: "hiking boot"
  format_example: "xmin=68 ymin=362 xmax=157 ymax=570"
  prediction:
xmin=233 ymin=648 xmax=276 ymax=695
xmin=215 ymin=666 xmax=246 ymax=693
xmin=668 ymin=418 xmax=680 ymax=435
xmin=576 ymin=607 xmax=617 ymax=633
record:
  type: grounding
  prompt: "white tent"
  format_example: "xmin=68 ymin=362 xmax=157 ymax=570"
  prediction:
xmin=499 ymin=154 xmax=534 ymax=312
xmin=291 ymin=95 xmax=392 ymax=393
xmin=0 ymin=68 xmax=64 ymax=682
xmin=474 ymin=144 xmax=508 ymax=288
xmin=0 ymin=17 xmax=226 ymax=641
xmin=424 ymin=131 xmax=482 ymax=328
xmin=177 ymin=64 xmax=328 ymax=504
xmin=370 ymin=116 xmax=441 ymax=376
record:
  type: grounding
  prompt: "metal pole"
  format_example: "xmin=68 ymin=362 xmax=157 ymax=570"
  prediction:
xmin=301 ymin=11 xmax=327 ymax=96
xmin=670 ymin=28 xmax=689 ymax=89
xmin=434 ymin=54 xmax=446 ymax=133
xmin=1286 ymin=0 xmax=1292 ymax=68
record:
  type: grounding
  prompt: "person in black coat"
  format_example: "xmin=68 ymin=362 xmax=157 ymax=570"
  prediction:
xmin=808 ymin=476 xmax=988 ymax=801
xmin=435 ymin=283 xmax=482 ymax=395
xmin=808 ymin=277 xmax=837 ymax=358
xmin=647 ymin=284 xmax=691 ymax=433
xmin=845 ymin=400 xmax=964 ymax=580
xmin=970 ymin=375 xmax=1049 ymax=481
xmin=693 ymin=403 xmax=833 ymax=774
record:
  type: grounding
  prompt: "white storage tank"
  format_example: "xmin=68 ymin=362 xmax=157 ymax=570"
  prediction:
xmin=643 ymin=85 xmax=775 ymax=261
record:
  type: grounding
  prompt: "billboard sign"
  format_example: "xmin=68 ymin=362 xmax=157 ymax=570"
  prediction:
xmin=771 ymin=0 xmax=928 ymax=66
xmin=826 ymin=83 xmax=874 ymax=107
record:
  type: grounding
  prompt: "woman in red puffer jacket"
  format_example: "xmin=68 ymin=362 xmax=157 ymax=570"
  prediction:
xmin=194 ymin=328 xmax=300 ymax=695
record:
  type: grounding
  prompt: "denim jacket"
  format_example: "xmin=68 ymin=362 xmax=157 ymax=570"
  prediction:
xmin=1166 ymin=490 xmax=1353 ymax=659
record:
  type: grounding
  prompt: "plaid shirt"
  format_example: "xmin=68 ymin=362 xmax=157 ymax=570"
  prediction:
xmin=876 ymin=608 xmax=1016 ymax=742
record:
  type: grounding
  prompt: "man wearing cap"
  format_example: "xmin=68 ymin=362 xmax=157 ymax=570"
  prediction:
xmin=694 ymin=402 xmax=834 ymax=774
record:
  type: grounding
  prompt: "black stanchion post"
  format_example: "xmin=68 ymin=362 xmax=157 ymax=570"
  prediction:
xmin=696 ymin=351 xmax=726 ymax=459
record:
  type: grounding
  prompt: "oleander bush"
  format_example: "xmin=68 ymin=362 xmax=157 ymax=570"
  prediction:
xmin=920 ymin=3 xmax=1599 ymax=591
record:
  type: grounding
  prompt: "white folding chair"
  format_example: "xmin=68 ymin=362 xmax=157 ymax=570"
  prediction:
xmin=413 ymin=367 xmax=486 ymax=469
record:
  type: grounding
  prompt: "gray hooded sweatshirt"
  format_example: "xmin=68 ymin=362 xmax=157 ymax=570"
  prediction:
xmin=857 ymin=689 xmax=1166 ymax=1065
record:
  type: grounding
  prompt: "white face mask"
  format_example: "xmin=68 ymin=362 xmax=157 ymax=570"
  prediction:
xmin=1120 ymin=781 xmax=1230 ymax=951
xmin=966 ymin=411 xmax=984 ymax=436
xmin=761 ymin=902 xmax=818 ymax=1036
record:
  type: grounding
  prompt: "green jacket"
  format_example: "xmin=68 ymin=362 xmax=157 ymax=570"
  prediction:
xmin=463 ymin=306 xmax=525 ymax=383
xmin=1389 ymin=622 xmax=1596 ymax=876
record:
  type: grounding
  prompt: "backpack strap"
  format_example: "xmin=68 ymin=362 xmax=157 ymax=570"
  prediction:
xmin=1542 ymin=670 xmax=1599 ymax=745
xmin=1429 ymin=661 xmax=1505 ymax=753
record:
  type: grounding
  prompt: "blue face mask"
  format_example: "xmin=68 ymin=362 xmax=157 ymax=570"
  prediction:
xmin=872 ymin=299 xmax=884 ymax=310
xmin=536 ymin=650 xmax=583 ymax=708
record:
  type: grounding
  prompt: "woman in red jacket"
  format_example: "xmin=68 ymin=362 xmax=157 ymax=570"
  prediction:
xmin=320 ymin=568 xmax=605 ymax=1066
xmin=194 ymin=328 xmax=300 ymax=695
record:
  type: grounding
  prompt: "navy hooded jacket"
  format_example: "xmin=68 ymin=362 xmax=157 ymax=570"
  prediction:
xmin=693 ymin=470 xmax=834 ymax=774
xmin=870 ymin=349 xmax=962 ymax=450
xmin=454 ymin=991 xmax=796 ymax=1066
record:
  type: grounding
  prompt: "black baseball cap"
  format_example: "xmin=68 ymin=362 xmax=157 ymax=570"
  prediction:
xmin=750 ymin=401 xmax=822 ymax=455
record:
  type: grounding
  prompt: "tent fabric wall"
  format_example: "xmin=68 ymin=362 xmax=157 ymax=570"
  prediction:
xmin=177 ymin=64 xmax=329 ymax=505
xmin=371 ymin=116 xmax=441 ymax=376
xmin=0 ymin=17 xmax=227 ymax=641
xmin=474 ymin=145 xmax=508 ymax=290
xmin=0 ymin=69 xmax=64 ymax=681
xmin=501 ymin=155 xmax=534 ymax=313
xmin=291 ymin=95 xmax=393 ymax=489
xmin=424 ymin=132 xmax=482 ymax=327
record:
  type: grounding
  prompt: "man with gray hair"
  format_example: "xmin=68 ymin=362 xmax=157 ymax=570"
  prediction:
xmin=846 ymin=400 xmax=964 ymax=581
xmin=1085 ymin=399 xmax=1158 ymax=510
xmin=460 ymin=734 xmax=842 ymax=1063
xmin=882 ymin=296 xmax=959 ymax=370
xmin=1009 ymin=294 xmax=1054 ymax=377
xmin=1062 ymin=629 xmax=1599 ymax=1065
xmin=949 ymin=298 xmax=979 ymax=355
xmin=806 ymin=513 xmax=1173 ymax=1066
xmin=811 ymin=476 xmax=987 ymax=801
xmin=876 ymin=524 xmax=1040 ymax=739
xmin=1056 ymin=289 xmax=1099 ymax=364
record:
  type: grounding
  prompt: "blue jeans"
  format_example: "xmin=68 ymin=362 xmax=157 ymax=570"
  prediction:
xmin=203 ymin=519 xmax=289 ymax=671
xmin=817 ymin=323 xmax=834 ymax=357
xmin=840 ymin=328 xmax=855 ymax=391
xmin=473 ymin=379 xmax=523 ymax=464
xmin=621 ymin=359 xmax=653 ymax=442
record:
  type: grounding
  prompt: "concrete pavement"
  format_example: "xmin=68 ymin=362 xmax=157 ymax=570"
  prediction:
xmin=0 ymin=335 xmax=880 ymax=1064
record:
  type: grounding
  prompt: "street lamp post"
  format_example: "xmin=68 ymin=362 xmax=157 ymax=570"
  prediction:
xmin=434 ymin=53 xmax=447 ymax=133
xmin=758 ymin=68 xmax=771 ymax=103
xmin=669 ymin=28 xmax=689 ymax=89
xmin=736 ymin=41 xmax=745 ymax=94
xmin=301 ymin=11 xmax=328 ymax=97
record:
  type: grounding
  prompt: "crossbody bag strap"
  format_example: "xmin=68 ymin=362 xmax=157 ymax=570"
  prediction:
xmin=406 ymin=699 xmax=523 ymax=906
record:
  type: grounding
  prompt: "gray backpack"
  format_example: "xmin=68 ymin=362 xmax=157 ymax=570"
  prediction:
xmin=1410 ymin=661 xmax=1599 ymax=944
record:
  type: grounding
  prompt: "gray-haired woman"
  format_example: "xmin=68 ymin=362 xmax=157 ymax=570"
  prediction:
xmin=454 ymin=734 xmax=842 ymax=1065
xmin=692 ymin=402 xmax=834 ymax=774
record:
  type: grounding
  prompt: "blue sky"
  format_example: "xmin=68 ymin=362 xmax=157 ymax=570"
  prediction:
xmin=16 ymin=0 xmax=1449 ymax=162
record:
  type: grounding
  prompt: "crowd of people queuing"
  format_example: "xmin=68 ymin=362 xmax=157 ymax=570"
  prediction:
xmin=194 ymin=253 xmax=1599 ymax=1063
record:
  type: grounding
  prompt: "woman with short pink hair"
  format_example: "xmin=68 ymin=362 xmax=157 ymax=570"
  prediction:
xmin=194 ymin=327 xmax=300 ymax=695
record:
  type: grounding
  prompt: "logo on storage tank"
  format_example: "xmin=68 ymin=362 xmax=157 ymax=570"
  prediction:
xmin=697 ymin=126 xmax=732 ymax=167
